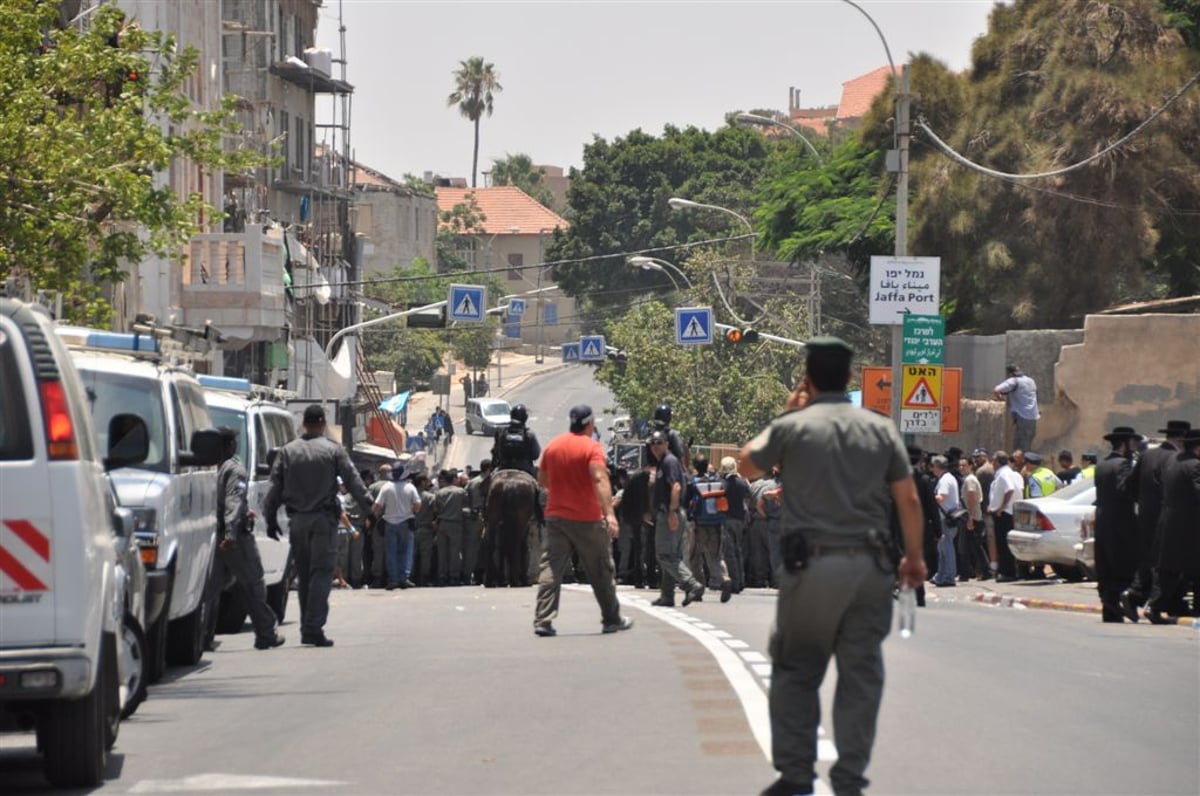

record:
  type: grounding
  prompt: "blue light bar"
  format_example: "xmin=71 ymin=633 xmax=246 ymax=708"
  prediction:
xmin=84 ymin=331 xmax=159 ymax=353
xmin=198 ymin=375 xmax=253 ymax=393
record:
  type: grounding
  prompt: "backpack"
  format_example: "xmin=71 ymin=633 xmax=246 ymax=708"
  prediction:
xmin=692 ymin=474 xmax=728 ymax=526
xmin=500 ymin=427 xmax=528 ymax=463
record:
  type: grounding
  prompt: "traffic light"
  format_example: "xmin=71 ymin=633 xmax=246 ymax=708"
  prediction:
xmin=724 ymin=328 xmax=760 ymax=345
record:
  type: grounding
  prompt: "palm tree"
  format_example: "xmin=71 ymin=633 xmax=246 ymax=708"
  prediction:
xmin=447 ymin=57 xmax=502 ymax=188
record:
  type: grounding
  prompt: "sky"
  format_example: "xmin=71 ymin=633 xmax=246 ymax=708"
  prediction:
xmin=315 ymin=1 xmax=1001 ymax=183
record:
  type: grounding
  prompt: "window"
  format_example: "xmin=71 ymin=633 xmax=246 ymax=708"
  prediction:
xmin=79 ymin=369 xmax=169 ymax=473
xmin=507 ymin=253 xmax=523 ymax=281
xmin=209 ymin=406 xmax=249 ymax=465
xmin=0 ymin=332 xmax=32 ymax=460
xmin=279 ymin=111 xmax=290 ymax=173
xmin=543 ymin=301 xmax=558 ymax=326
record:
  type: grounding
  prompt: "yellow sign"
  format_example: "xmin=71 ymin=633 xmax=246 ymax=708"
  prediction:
xmin=901 ymin=364 xmax=942 ymax=409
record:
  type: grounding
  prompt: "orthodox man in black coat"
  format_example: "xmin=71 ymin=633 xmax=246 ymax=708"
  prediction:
xmin=1145 ymin=428 xmax=1200 ymax=623
xmin=1120 ymin=420 xmax=1190 ymax=621
xmin=1093 ymin=427 xmax=1141 ymax=623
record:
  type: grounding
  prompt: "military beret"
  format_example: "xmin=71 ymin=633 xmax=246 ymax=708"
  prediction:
xmin=804 ymin=335 xmax=854 ymax=354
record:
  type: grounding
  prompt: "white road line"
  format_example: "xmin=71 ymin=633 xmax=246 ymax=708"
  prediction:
xmin=129 ymin=774 xmax=347 ymax=792
xmin=739 ymin=651 xmax=768 ymax=663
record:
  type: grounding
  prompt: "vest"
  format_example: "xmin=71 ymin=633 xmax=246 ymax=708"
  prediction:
xmin=1079 ymin=465 xmax=1096 ymax=480
xmin=1027 ymin=467 xmax=1060 ymax=498
xmin=499 ymin=425 xmax=530 ymax=466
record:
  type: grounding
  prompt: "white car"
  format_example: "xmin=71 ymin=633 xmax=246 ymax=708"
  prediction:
xmin=1008 ymin=477 xmax=1096 ymax=581
xmin=0 ymin=298 xmax=161 ymax=786
xmin=199 ymin=376 xmax=296 ymax=631
xmin=465 ymin=397 xmax=512 ymax=436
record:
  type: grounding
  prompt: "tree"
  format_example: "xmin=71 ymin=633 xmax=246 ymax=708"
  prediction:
xmin=0 ymin=3 xmax=266 ymax=324
xmin=436 ymin=193 xmax=487 ymax=272
xmin=544 ymin=124 xmax=777 ymax=318
xmin=490 ymin=152 xmax=557 ymax=210
xmin=447 ymin=56 xmax=502 ymax=189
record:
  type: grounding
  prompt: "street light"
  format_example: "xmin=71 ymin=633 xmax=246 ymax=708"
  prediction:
xmin=627 ymin=256 xmax=693 ymax=291
xmin=734 ymin=113 xmax=824 ymax=162
xmin=667 ymin=197 xmax=754 ymax=240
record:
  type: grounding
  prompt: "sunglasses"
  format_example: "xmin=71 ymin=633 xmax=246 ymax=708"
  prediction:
xmin=650 ymin=440 xmax=667 ymax=446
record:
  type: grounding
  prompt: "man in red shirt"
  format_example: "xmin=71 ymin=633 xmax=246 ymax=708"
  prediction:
xmin=532 ymin=404 xmax=634 ymax=637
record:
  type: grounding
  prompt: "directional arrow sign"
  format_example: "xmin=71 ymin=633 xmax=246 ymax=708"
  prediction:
xmin=579 ymin=335 xmax=606 ymax=362
xmin=447 ymin=284 xmax=486 ymax=322
xmin=561 ymin=342 xmax=581 ymax=362
xmin=508 ymin=297 xmax=526 ymax=317
xmin=675 ymin=307 xmax=713 ymax=345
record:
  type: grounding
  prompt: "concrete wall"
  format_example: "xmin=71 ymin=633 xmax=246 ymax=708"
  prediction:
xmin=916 ymin=314 xmax=1200 ymax=457
xmin=356 ymin=189 xmax=438 ymax=276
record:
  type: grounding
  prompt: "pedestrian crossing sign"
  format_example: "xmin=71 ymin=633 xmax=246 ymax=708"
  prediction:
xmin=508 ymin=298 xmax=526 ymax=317
xmin=447 ymin=284 xmax=486 ymax=322
xmin=561 ymin=342 xmax=581 ymax=362
xmin=901 ymin=365 xmax=941 ymax=409
xmin=580 ymin=335 xmax=605 ymax=362
xmin=675 ymin=307 xmax=713 ymax=345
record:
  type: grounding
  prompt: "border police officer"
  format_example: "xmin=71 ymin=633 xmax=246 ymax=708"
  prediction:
xmin=740 ymin=337 xmax=926 ymax=796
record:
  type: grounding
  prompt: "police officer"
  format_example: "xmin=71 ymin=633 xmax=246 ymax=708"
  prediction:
xmin=739 ymin=336 xmax=925 ymax=796
xmin=466 ymin=459 xmax=493 ymax=584
xmin=215 ymin=427 xmax=284 ymax=650
xmin=263 ymin=405 xmax=373 ymax=647
xmin=651 ymin=404 xmax=688 ymax=465
xmin=492 ymin=404 xmax=541 ymax=478
xmin=647 ymin=430 xmax=705 ymax=607
xmin=1092 ymin=426 xmax=1141 ymax=623
xmin=433 ymin=469 xmax=470 ymax=585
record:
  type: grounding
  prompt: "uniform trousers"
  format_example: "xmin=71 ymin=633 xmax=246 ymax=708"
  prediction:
xmin=216 ymin=532 xmax=278 ymax=642
xmin=769 ymin=551 xmax=894 ymax=796
xmin=465 ymin=515 xmax=484 ymax=583
xmin=289 ymin=512 xmax=338 ymax=637
xmin=693 ymin=523 xmax=729 ymax=588
xmin=413 ymin=524 xmax=436 ymax=585
xmin=723 ymin=517 xmax=747 ymax=592
xmin=746 ymin=517 xmax=772 ymax=586
xmin=534 ymin=516 xmax=621 ymax=627
xmin=655 ymin=507 xmax=702 ymax=601
xmin=616 ymin=518 xmax=647 ymax=585
xmin=436 ymin=521 xmax=466 ymax=584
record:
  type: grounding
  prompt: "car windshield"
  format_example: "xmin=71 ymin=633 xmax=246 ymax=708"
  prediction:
xmin=78 ymin=368 xmax=169 ymax=473
xmin=209 ymin=406 xmax=249 ymax=464
xmin=482 ymin=402 xmax=511 ymax=419
xmin=1053 ymin=477 xmax=1095 ymax=502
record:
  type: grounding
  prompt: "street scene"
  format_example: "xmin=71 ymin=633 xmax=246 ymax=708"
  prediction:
xmin=2 ymin=1 xmax=1199 ymax=795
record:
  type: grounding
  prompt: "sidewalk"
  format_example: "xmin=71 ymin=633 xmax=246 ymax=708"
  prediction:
xmin=970 ymin=578 xmax=1199 ymax=628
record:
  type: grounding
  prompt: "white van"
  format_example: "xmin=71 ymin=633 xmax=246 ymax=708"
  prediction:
xmin=0 ymin=298 xmax=172 ymax=786
xmin=59 ymin=327 xmax=221 ymax=683
xmin=465 ymin=397 xmax=512 ymax=436
xmin=199 ymin=376 xmax=296 ymax=630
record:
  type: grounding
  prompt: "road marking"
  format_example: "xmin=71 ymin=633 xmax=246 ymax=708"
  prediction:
xmin=129 ymin=774 xmax=347 ymax=792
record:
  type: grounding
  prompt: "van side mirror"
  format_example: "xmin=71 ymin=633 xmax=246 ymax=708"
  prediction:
xmin=256 ymin=447 xmax=279 ymax=477
xmin=104 ymin=413 xmax=149 ymax=470
xmin=181 ymin=428 xmax=223 ymax=468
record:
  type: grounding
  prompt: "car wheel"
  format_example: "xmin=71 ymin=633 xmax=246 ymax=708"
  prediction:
xmin=1051 ymin=563 xmax=1085 ymax=582
xmin=119 ymin=614 xmax=148 ymax=719
xmin=40 ymin=634 xmax=114 ymax=787
xmin=166 ymin=589 xmax=213 ymax=667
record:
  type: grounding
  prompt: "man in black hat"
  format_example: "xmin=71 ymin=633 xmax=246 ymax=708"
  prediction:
xmin=740 ymin=336 xmax=925 ymax=796
xmin=1120 ymin=420 xmax=1191 ymax=621
xmin=1092 ymin=426 xmax=1141 ymax=622
xmin=263 ymin=404 xmax=374 ymax=646
xmin=1145 ymin=427 xmax=1200 ymax=622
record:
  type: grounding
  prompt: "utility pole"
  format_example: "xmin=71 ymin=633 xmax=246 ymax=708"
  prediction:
xmin=890 ymin=65 xmax=912 ymax=434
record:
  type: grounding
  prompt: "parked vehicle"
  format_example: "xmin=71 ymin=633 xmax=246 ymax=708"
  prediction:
xmin=58 ymin=327 xmax=222 ymax=682
xmin=0 ymin=298 xmax=161 ymax=786
xmin=112 ymin=501 xmax=149 ymax=720
xmin=464 ymin=397 xmax=512 ymax=436
xmin=1008 ymin=478 xmax=1097 ymax=581
xmin=198 ymin=376 xmax=296 ymax=631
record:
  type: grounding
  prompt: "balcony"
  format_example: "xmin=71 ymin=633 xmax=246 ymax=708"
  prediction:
xmin=180 ymin=226 xmax=288 ymax=342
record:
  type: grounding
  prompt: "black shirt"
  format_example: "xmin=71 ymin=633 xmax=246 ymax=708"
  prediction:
xmin=723 ymin=473 xmax=750 ymax=520
xmin=653 ymin=452 xmax=685 ymax=510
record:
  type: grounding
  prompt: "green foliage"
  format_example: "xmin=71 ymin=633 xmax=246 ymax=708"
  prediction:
xmin=0 ymin=2 xmax=268 ymax=324
xmin=596 ymin=302 xmax=790 ymax=446
xmin=436 ymin=194 xmax=487 ymax=272
xmin=1160 ymin=0 xmax=1200 ymax=48
xmin=544 ymin=125 xmax=777 ymax=316
xmin=447 ymin=56 xmax=502 ymax=188
xmin=489 ymin=153 xmax=558 ymax=210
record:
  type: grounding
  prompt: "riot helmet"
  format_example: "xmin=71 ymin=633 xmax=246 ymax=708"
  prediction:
xmin=510 ymin=404 xmax=529 ymax=426
xmin=653 ymin=404 xmax=672 ymax=427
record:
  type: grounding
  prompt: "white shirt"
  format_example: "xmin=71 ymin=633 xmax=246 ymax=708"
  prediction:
xmin=374 ymin=480 xmax=421 ymax=524
xmin=935 ymin=471 xmax=960 ymax=513
xmin=988 ymin=464 xmax=1017 ymax=514
xmin=961 ymin=473 xmax=983 ymax=521
xmin=994 ymin=374 xmax=1040 ymax=420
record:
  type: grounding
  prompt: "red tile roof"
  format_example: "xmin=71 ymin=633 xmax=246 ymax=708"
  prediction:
xmin=836 ymin=65 xmax=895 ymax=121
xmin=436 ymin=186 xmax=568 ymax=234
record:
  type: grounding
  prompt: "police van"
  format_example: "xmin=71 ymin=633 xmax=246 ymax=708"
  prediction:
xmin=58 ymin=326 xmax=222 ymax=683
xmin=198 ymin=376 xmax=296 ymax=630
xmin=0 ymin=298 xmax=171 ymax=786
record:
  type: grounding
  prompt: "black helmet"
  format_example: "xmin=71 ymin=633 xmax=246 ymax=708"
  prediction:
xmin=511 ymin=404 xmax=528 ymax=425
xmin=653 ymin=404 xmax=672 ymax=425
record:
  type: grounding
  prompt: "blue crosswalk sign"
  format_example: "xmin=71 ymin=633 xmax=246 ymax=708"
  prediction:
xmin=447 ymin=284 xmax=486 ymax=322
xmin=675 ymin=307 xmax=713 ymax=345
xmin=580 ymin=335 xmax=605 ymax=362
xmin=561 ymin=342 xmax=581 ymax=362
xmin=508 ymin=298 xmax=526 ymax=317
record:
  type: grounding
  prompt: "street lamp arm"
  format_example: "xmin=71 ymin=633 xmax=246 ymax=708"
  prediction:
xmin=627 ymin=256 xmax=694 ymax=290
xmin=735 ymin=113 xmax=824 ymax=162
xmin=667 ymin=197 xmax=754 ymax=237
xmin=840 ymin=0 xmax=897 ymax=78
xmin=324 ymin=300 xmax=447 ymax=361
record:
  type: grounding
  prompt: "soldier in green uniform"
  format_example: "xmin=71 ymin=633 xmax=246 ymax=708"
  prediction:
xmin=740 ymin=337 xmax=927 ymax=796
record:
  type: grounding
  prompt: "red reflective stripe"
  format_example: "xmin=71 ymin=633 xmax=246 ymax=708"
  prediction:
xmin=3 ymin=520 xmax=50 ymax=562
xmin=0 ymin=546 xmax=49 ymax=591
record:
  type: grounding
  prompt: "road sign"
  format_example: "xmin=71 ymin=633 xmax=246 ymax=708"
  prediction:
xmin=902 ymin=314 xmax=944 ymax=364
xmin=675 ymin=307 xmax=713 ymax=345
xmin=869 ymin=256 xmax=941 ymax=325
xmin=902 ymin=365 xmax=941 ymax=409
xmin=561 ymin=342 xmax=580 ymax=363
xmin=447 ymin=284 xmax=486 ymax=322
xmin=579 ymin=335 xmax=605 ymax=362
xmin=941 ymin=366 xmax=961 ymax=433
xmin=508 ymin=297 xmax=526 ymax=317
xmin=861 ymin=366 xmax=893 ymax=416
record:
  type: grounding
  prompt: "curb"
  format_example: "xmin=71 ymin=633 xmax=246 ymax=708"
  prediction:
xmin=972 ymin=591 xmax=1200 ymax=628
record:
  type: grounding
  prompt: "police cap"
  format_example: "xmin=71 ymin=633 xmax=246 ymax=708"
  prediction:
xmin=1024 ymin=451 xmax=1043 ymax=464
xmin=804 ymin=335 xmax=853 ymax=354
